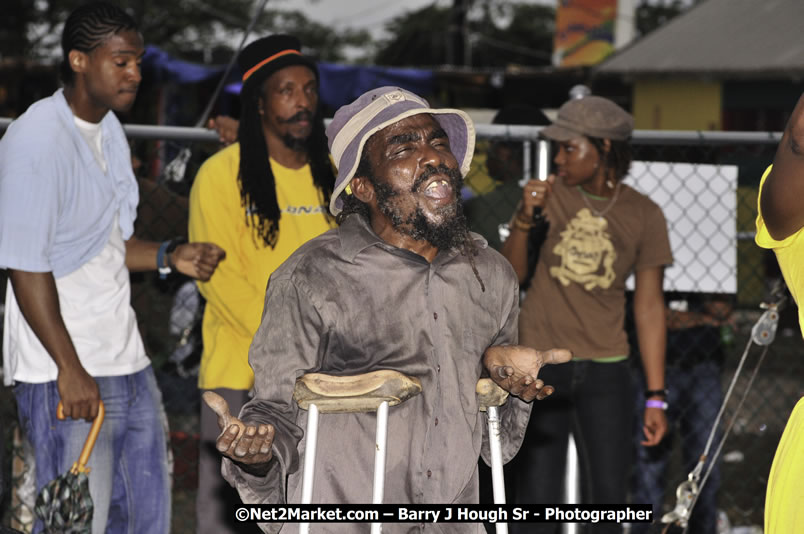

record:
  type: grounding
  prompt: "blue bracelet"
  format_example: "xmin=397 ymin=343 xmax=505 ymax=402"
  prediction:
xmin=157 ymin=240 xmax=171 ymax=279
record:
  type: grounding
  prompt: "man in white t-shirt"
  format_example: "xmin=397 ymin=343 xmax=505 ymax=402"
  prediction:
xmin=0 ymin=3 xmax=225 ymax=533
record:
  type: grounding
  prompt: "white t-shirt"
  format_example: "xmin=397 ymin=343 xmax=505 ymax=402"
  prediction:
xmin=73 ymin=114 xmax=108 ymax=173
xmin=3 ymin=216 xmax=150 ymax=385
xmin=2 ymin=115 xmax=148 ymax=384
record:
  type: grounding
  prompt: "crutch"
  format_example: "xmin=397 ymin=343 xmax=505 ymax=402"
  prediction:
xmin=293 ymin=370 xmax=422 ymax=534
xmin=476 ymin=378 xmax=510 ymax=534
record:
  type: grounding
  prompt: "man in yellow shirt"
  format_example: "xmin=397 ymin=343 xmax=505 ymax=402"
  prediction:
xmin=755 ymin=92 xmax=804 ymax=533
xmin=188 ymin=34 xmax=335 ymax=533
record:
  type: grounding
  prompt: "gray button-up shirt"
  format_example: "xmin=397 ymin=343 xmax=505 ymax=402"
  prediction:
xmin=223 ymin=215 xmax=531 ymax=533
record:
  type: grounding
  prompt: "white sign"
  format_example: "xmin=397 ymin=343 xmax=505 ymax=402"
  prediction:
xmin=624 ymin=161 xmax=738 ymax=294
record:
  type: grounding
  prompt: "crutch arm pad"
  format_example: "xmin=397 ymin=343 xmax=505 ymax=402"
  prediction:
xmin=476 ymin=378 xmax=509 ymax=411
xmin=293 ymin=370 xmax=422 ymax=413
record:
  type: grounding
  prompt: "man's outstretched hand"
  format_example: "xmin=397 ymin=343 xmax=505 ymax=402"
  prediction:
xmin=202 ymin=391 xmax=275 ymax=473
xmin=483 ymin=345 xmax=573 ymax=402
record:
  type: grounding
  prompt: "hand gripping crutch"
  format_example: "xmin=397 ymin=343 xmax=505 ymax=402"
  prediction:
xmin=293 ymin=370 xmax=423 ymax=534
xmin=477 ymin=378 xmax=510 ymax=534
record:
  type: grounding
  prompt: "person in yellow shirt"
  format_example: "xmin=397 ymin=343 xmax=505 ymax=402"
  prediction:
xmin=188 ymin=34 xmax=335 ymax=533
xmin=755 ymin=92 xmax=804 ymax=534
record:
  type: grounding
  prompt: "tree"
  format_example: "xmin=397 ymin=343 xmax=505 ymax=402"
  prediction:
xmin=0 ymin=0 xmax=256 ymax=60
xmin=373 ymin=1 xmax=554 ymax=69
xmin=0 ymin=0 xmax=369 ymax=64
xmin=374 ymin=4 xmax=451 ymax=67
xmin=255 ymin=9 xmax=371 ymax=63
xmin=469 ymin=3 xmax=554 ymax=68
xmin=635 ymin=0 xmax=689 ymax=38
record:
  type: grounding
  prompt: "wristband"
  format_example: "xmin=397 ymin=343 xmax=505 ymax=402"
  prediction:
xmin=157 ymin=237 xmax=187 ymax=279
xmin=157 ymin=240 xmax=171 ymax=279
xmin=645 ymin=399 xmax=668 ymax=410
xmin=645 ymin=388 xmax=668 ymax=398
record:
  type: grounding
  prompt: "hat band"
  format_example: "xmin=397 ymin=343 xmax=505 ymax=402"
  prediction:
xmin=330 ymin=90 xmax=428 ymax=164
xmin=242 ymin=49 xmax=302 ymax=82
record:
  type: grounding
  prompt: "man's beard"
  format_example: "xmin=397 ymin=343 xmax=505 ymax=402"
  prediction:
xmin=281 ymin=133 xmax=308 ymax=152
xmin=279 ymin=110 xmax=314 ymax=153
xmin=373 ymin=164 xmax=470 ymax=251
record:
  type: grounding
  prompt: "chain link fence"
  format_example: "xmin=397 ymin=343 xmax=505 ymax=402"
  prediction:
xmin=1 ymin=121 xmax=802 ymax=533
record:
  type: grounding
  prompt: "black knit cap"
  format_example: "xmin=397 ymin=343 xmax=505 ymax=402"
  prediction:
xmin=237 ymin=34 xmax=318 ymax=96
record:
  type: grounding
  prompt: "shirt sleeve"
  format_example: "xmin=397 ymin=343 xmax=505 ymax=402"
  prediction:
xmin=755 ymin=164 xmax=804 ymax=250
xmin=635 ymin=198 xmax=674 ymax=271
xmin=480 ymin=263 xmax=533 ymax=467
xmin=189 ymin=148 xmax=266 ymax=339
xmin=221 ymin=275 xmax=329 ymax=516
xmin=0 ymin=138 xmax=60 ymax=272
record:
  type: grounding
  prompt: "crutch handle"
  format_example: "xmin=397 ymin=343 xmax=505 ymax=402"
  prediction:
xmin=57 ymin=400 xmax=105 ymax=475
xmin=476 ymin=378 xmax=509 ymax=411
xmin=293 ymin=370 xmax=422 ymax=413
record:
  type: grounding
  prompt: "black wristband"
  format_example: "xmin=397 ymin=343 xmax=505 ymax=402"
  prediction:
xmin=645 ymin=389 xmax=668 ymax=398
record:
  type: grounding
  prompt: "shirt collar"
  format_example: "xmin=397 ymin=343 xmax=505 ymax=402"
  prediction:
xmin=338 ymin=214 xmax=488 ymax=264
xmin=338 ymin=215 xmax=385 ymax=263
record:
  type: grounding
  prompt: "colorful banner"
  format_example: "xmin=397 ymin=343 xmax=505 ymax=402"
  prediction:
xmin=553 ymin=0 xmax=617 ymax=67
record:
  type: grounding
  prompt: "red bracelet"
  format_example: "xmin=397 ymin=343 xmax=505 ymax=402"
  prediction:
xmin=646 ymin=399 xmax=668 ymax=410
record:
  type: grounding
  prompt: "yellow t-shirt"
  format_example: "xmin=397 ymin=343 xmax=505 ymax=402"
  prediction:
xmin=765 ymin=397 xmax=804 ymax=533
xmin=189 ymin=143 xmax=335 ymax=389
xmin=756 ymin=164 xmax=804 ymax=533
xmin=755 ymin=164 xmax=804 ymax=338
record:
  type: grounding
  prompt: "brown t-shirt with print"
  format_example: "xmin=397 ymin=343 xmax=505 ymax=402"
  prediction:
xmin=519 ymin=180 xmax=673 ymax=359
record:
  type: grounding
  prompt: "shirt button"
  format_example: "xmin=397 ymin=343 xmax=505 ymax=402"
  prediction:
xmin=437 ymin=365 xmax=441 ymax=373
xmin=427 ymin=470 xmax=432 ymax=478
xmin=433 ymin=312 xmax=438 ymax=320
xmin=434 ymin=417 xmax=439 ymax=426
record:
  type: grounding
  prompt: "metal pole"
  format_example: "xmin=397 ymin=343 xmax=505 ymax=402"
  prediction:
xmin=562 ymin=433 xmax=580 ymax=534
xmin=520 ymin=139 xmax=533 ymax=187
xmin=299 ymin=403 xmax=319 ymax=534
xmin=370 ymin=401 xmax=390 ymax=534
xmin=487 ymin=406 xmax=509 ymax=534
xmin=537 ymin=139 xmax=551 ymax=181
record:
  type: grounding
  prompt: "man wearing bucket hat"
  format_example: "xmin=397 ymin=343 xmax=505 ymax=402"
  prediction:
xmin=189 ymin=34 xmax=335 ymax=533
xmin=501 ymin=95 xmax=671 ymax=532
xmin=207 ymin=86 xmax=571 ymax=532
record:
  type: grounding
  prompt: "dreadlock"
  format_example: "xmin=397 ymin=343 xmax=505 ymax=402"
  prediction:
xmin=337 ymin=145 xmax=485 ymax=292
xmin=237 ymin=82 xmax=335 ymax=248
xmin=60 ymin=2 xmax=137 ymax=86
xmin=588 ymin=136 xmax=633 ymax=183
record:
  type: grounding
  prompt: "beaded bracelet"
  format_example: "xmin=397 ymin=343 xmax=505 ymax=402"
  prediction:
xmin=511 ymin=217 xmax=533 ymax=232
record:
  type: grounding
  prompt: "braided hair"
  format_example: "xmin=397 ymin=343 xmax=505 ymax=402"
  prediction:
xmin=60 ymin=2 xmax=138 ymax=86
xmin=238 ymin=80 xmax=335 ymax=248
xmin=588 ymin=136 xmax=633 ymax=183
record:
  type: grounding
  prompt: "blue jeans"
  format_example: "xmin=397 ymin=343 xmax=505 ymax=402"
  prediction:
xmin=630 ymin=359 xmax=722 ymax=534
xmin=15 ymin=366 xmax=170 ymax=534
xmin=511 ymin=359 xmax=634 ymax=534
